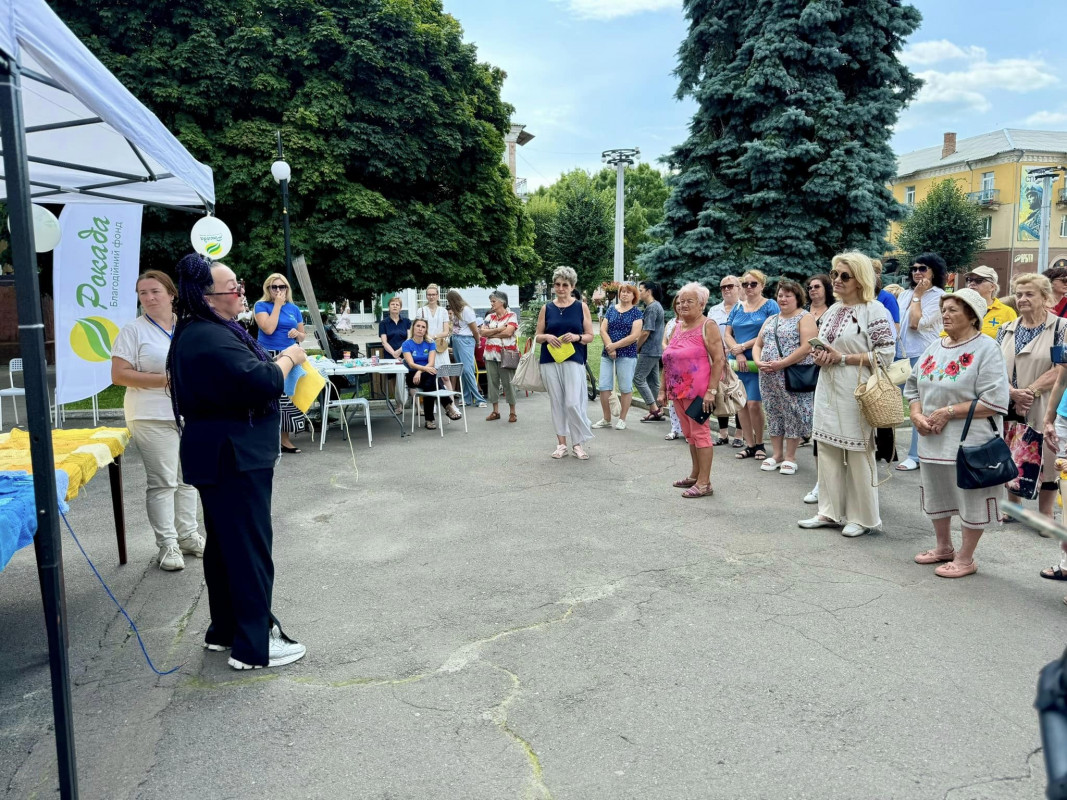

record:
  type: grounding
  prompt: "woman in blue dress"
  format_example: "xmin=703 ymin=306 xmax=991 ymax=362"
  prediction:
xmin=724 ymin=269 xmax=780 ymax=460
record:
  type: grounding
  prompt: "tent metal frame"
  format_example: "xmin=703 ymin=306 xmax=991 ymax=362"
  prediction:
xmin=0 ymin=49 xmax=210 ymax=800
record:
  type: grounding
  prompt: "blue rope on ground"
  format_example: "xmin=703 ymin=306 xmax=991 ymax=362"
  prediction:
xmin=60 ymin=510 xmax=181 ymax=676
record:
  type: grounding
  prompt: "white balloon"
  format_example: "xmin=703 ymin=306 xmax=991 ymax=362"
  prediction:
xmin=6 ymin=204 xmax=62 ymax=252
xmin=190 ymin=216 xmax=233 ymax=259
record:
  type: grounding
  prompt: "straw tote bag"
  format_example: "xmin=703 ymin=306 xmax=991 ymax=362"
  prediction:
xmin=854 ymin=355 xmax=905 ymax=428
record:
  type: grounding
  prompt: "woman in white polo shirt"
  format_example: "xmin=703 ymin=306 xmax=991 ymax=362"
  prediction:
xmin=111 ymin=270 xmax=204 ymax=572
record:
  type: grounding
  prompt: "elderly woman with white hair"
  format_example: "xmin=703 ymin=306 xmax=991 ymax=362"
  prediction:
xmin=656 ymin=282 xmax=727 ymax=497
xmin=799 ymin=252 xmax=897 ymax=538
xmin=903 ymin=289 xmax=1009 ymax=578
xmin=535 ymin=266 xmax=595 ymax=459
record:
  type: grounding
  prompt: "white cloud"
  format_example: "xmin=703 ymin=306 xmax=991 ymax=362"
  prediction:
xmin=902 ymin=40 xmax=986 ymax=66
xmin=909 ymin=45 xmax=1059 ymax=113
xmin=552 ymin=0 xmax=680 ymax=20
xmin=1025 ymin=109 xmax=1067 ymax=127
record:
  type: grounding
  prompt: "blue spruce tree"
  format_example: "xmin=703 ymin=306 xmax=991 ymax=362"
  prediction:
xmin=640 ymin=0 xmax=922 ymax=292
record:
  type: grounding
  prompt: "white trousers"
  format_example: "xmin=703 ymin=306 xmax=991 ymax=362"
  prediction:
xmin=128 ymin=419 xmax=200 ymax=548
xmin=541 ymin=360 xmax=593 ymax=445
xmin=816 ymin=442 xmax=881 ymax=529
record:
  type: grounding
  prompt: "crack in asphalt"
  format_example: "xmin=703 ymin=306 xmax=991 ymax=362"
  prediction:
xmin=942 ymin=746 xmax=1043 ymax=799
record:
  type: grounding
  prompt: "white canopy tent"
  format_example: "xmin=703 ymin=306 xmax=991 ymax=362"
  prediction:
xmin=0 ymin=0 xmax=215 ymax=797
xmin=0 ymin=0 xmax=214 ymax=211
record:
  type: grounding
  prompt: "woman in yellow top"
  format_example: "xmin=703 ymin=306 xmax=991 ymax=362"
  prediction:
xmin=963 ymin=266 xmax=1016 ymax=338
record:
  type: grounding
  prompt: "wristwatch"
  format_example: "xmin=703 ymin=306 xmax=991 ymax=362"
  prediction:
xmin=911 ymin=298 xmax=921 ymax=303
xmin=839 ymin=354 xmax=847 ymax=366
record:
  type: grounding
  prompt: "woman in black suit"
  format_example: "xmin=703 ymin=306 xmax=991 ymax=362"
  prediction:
xmin=167 ymin=253 xmax=306 ymax=670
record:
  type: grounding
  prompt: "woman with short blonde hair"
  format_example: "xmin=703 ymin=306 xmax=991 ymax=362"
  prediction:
xmin=829 ymin=253 xmax=877 ymax=303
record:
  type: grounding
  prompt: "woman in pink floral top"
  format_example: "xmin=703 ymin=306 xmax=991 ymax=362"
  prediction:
xmin=902 ymin=289 xmax=1010 ymax=579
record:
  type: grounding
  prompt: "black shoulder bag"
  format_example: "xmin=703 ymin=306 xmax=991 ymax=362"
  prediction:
xmin=956 ymin=399 xmax=1017 ymax=490
xmin=773 ymin=316 xmax=820 ymax=392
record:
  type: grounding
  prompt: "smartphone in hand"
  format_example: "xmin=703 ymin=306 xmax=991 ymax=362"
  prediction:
xmin=808 ymin=337 xmax=829 ymax=350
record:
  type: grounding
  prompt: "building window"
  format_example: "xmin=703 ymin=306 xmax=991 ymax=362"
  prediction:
xmin=981 ymin=172 xmax=995 ymax=192
xmin=1061 ymin=215 xmax=1067 ymax=238
xmin=905 ymin=186 xmax=915 ymax=205
xmin=981 ymin=216 xmax=992 ymax=239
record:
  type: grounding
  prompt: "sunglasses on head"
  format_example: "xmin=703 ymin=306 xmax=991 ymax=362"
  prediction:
xmin=829 ymin=270 xmax=853 ymax=282
xmin=910 ymin=265 xmax=929 ymax=273
xmin=740 ymin=281 xmax=759 ymax=289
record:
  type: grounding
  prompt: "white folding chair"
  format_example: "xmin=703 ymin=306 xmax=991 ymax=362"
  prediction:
xmin=0 ymin=358 xmax=26 ymax=429
xmin=319 ymin=380 xmax=372 ymax=449
xmin=410 ymin=362 xmax=467 ymax=437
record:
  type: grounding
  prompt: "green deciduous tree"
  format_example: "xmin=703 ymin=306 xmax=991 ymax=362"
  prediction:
xmin=894 ymin=179 xmax=986 ymax=271
xmin=640 ymin=0 xmax=922 ymax=295
xmin=52 ymin=0 xmax=538 ymax=301
xmin=547 ymin=172 xmax=613 ymax=295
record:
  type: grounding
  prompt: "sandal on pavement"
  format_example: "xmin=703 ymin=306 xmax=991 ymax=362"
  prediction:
xmin=509 ymin=413 xmax=517 ymax=423
xmin=572 ymin=444 xmax=590 ymax=460
xmin=551 ymin=444 xmax=568 ymax=459
xmin=682 ymin=483 xmax=714 ymax=498
xmin=896 ymin=458 xmax=919 ymax=471
xmin=915 ymin=548 xmax=956 ymax=565
xmin=760 ymin=458 xmax=780 ymax=472
xmin=447 ymin=409 xmax=463 ymax=420
xmin=1040 ymin=566 xmax=1067 ymax=581
xmin=640 ymin=410 xmax=664 ymax=422
xmin=713 ymin=436 xmax=730 ymax=446
xmin=281 ymin=445 xmax=301 ymax=454
xmin=935 ymin=560 xmax=978 ymax=578
xmin=753 ymin=444 xmax=768 ymax=460
xmin=731 ymin=438 xmax=745 ymax=448
xmin=735 ymin=446 xmax=758 ymax=460
xmin=779 ymin=461 xmax=798 ymax=476
xmin=673 ymin=477 xmax=698 ymax=488
xmin=485 ymin=411 xmax=501 ymax=421
xmin=425 ymin=421 xmax=437 ymax=430
xmin=665 ymin=431 xmax=682 ymax=440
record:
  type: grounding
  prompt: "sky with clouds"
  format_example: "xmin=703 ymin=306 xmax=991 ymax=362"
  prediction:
xmin=442 ymin=0 xmax=1067 ymax=189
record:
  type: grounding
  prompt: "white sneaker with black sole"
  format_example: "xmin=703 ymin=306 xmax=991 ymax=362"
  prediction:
xmin=228 ymin=625 xmax=306 ymax=670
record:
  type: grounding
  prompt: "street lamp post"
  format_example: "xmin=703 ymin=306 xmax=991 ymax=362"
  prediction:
xmin=270 ymin=131 xmax=293 ymax=288
xmin=602 ymin=147 xmax=639 ymax=284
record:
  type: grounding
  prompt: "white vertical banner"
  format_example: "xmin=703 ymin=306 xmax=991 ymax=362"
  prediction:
xmin=53 ymin=204 xmax=142 ymax=404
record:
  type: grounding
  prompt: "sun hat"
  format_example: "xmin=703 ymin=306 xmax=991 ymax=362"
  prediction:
xmin=943 ymin=287 xmax=987 ymax=326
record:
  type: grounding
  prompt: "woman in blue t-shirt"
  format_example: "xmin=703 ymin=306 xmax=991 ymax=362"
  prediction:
xmin=254 ymin=273 xmax=307 ymax=453
xmin=402 ymin=318 xmax=461 ymax=430
xmin=593 ymin=283 xmax=643 ymax=430
xmin=724 ymin=269 xmax=780 ymax=461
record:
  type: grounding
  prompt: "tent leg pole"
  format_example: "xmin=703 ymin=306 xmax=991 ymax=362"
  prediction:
xmin=0 ymin=57 xmax=79 ymax=800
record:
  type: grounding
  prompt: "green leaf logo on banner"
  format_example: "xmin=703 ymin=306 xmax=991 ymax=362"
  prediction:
xmin=70 ymin=316 xmax=119 ymax=362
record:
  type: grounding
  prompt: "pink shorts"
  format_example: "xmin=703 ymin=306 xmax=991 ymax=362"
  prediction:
xmin=673 ymin=399 xmax=712 ymax=448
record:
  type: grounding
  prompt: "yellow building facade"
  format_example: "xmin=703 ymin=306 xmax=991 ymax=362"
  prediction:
xmin=888 ymin=130 xmax=1067 ymax=285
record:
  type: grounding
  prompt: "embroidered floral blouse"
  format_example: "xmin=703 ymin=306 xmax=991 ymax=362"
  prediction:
xmin=902 ymin=331 xmax=1010 ymax=463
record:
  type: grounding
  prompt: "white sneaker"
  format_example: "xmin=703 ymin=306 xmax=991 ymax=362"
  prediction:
xmin=178 ymin=533 xmax=205 ymax=558
xmin=158 ymin=544 xmax=185 ymax=571
xmin=841 ymin=523 xmax=872 ymax=538
xmin=228 ymin=625 xmax=306 ymax=670
xmin=615 ymin=419 xmax=627 ymax=430
xmin=204 ymin=643 xmax=230 ymax=652
xmin=592 ymin=419 xmax=612 ymax=429
xmin=476 ymin=401 xmax=488 ymax=408
xmin=797 ymin=516 xmax=840 ymax=529
xmin=803 ymin=488 xmax=819 ymax=504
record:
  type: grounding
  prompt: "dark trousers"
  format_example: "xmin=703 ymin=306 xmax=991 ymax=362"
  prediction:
xmin=196 ymin=449 xmax=276 ymax=666
xmin=405 ymin=370 xmax=452 ymax=421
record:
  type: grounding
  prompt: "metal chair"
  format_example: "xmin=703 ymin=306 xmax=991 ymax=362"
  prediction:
xmin=319 ymin=383 xmax=372 ymax=449
xmin=409 ymin=362 xmax=467 ymax=437
xmin=0 ymin=358 xmax=26 ymax=429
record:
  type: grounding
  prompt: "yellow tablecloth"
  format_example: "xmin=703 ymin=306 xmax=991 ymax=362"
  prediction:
xmin=0 ymin=427 xmax=130 ymax=501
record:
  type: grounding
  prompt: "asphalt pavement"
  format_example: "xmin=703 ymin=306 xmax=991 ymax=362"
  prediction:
xmin=2 ymin=392 xmax=1067 ymax=799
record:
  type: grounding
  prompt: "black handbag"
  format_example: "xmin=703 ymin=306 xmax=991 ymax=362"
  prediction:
xmin=956 ymin=399 xmax=1018 ymax=490
xmin=772 ymin=317 xmax=819 ymax=392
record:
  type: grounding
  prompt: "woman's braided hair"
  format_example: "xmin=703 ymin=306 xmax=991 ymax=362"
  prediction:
xmin=167 ymin=253 xmax=276 ymax=429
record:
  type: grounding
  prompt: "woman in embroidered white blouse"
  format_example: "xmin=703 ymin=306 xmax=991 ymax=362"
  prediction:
xmin=902 ymin=290 xmax=1010 ymax=578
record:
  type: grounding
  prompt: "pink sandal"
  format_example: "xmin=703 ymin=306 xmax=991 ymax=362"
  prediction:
xmin=934 ymin=560 xmax=977 ymax=578
xmin=914 ymin=549 xmax=955 ymax=565
xmin=673 ymin=477 xmax=698 ymax=488
xmin=681 ymin=484 xmax=714 ymax=498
